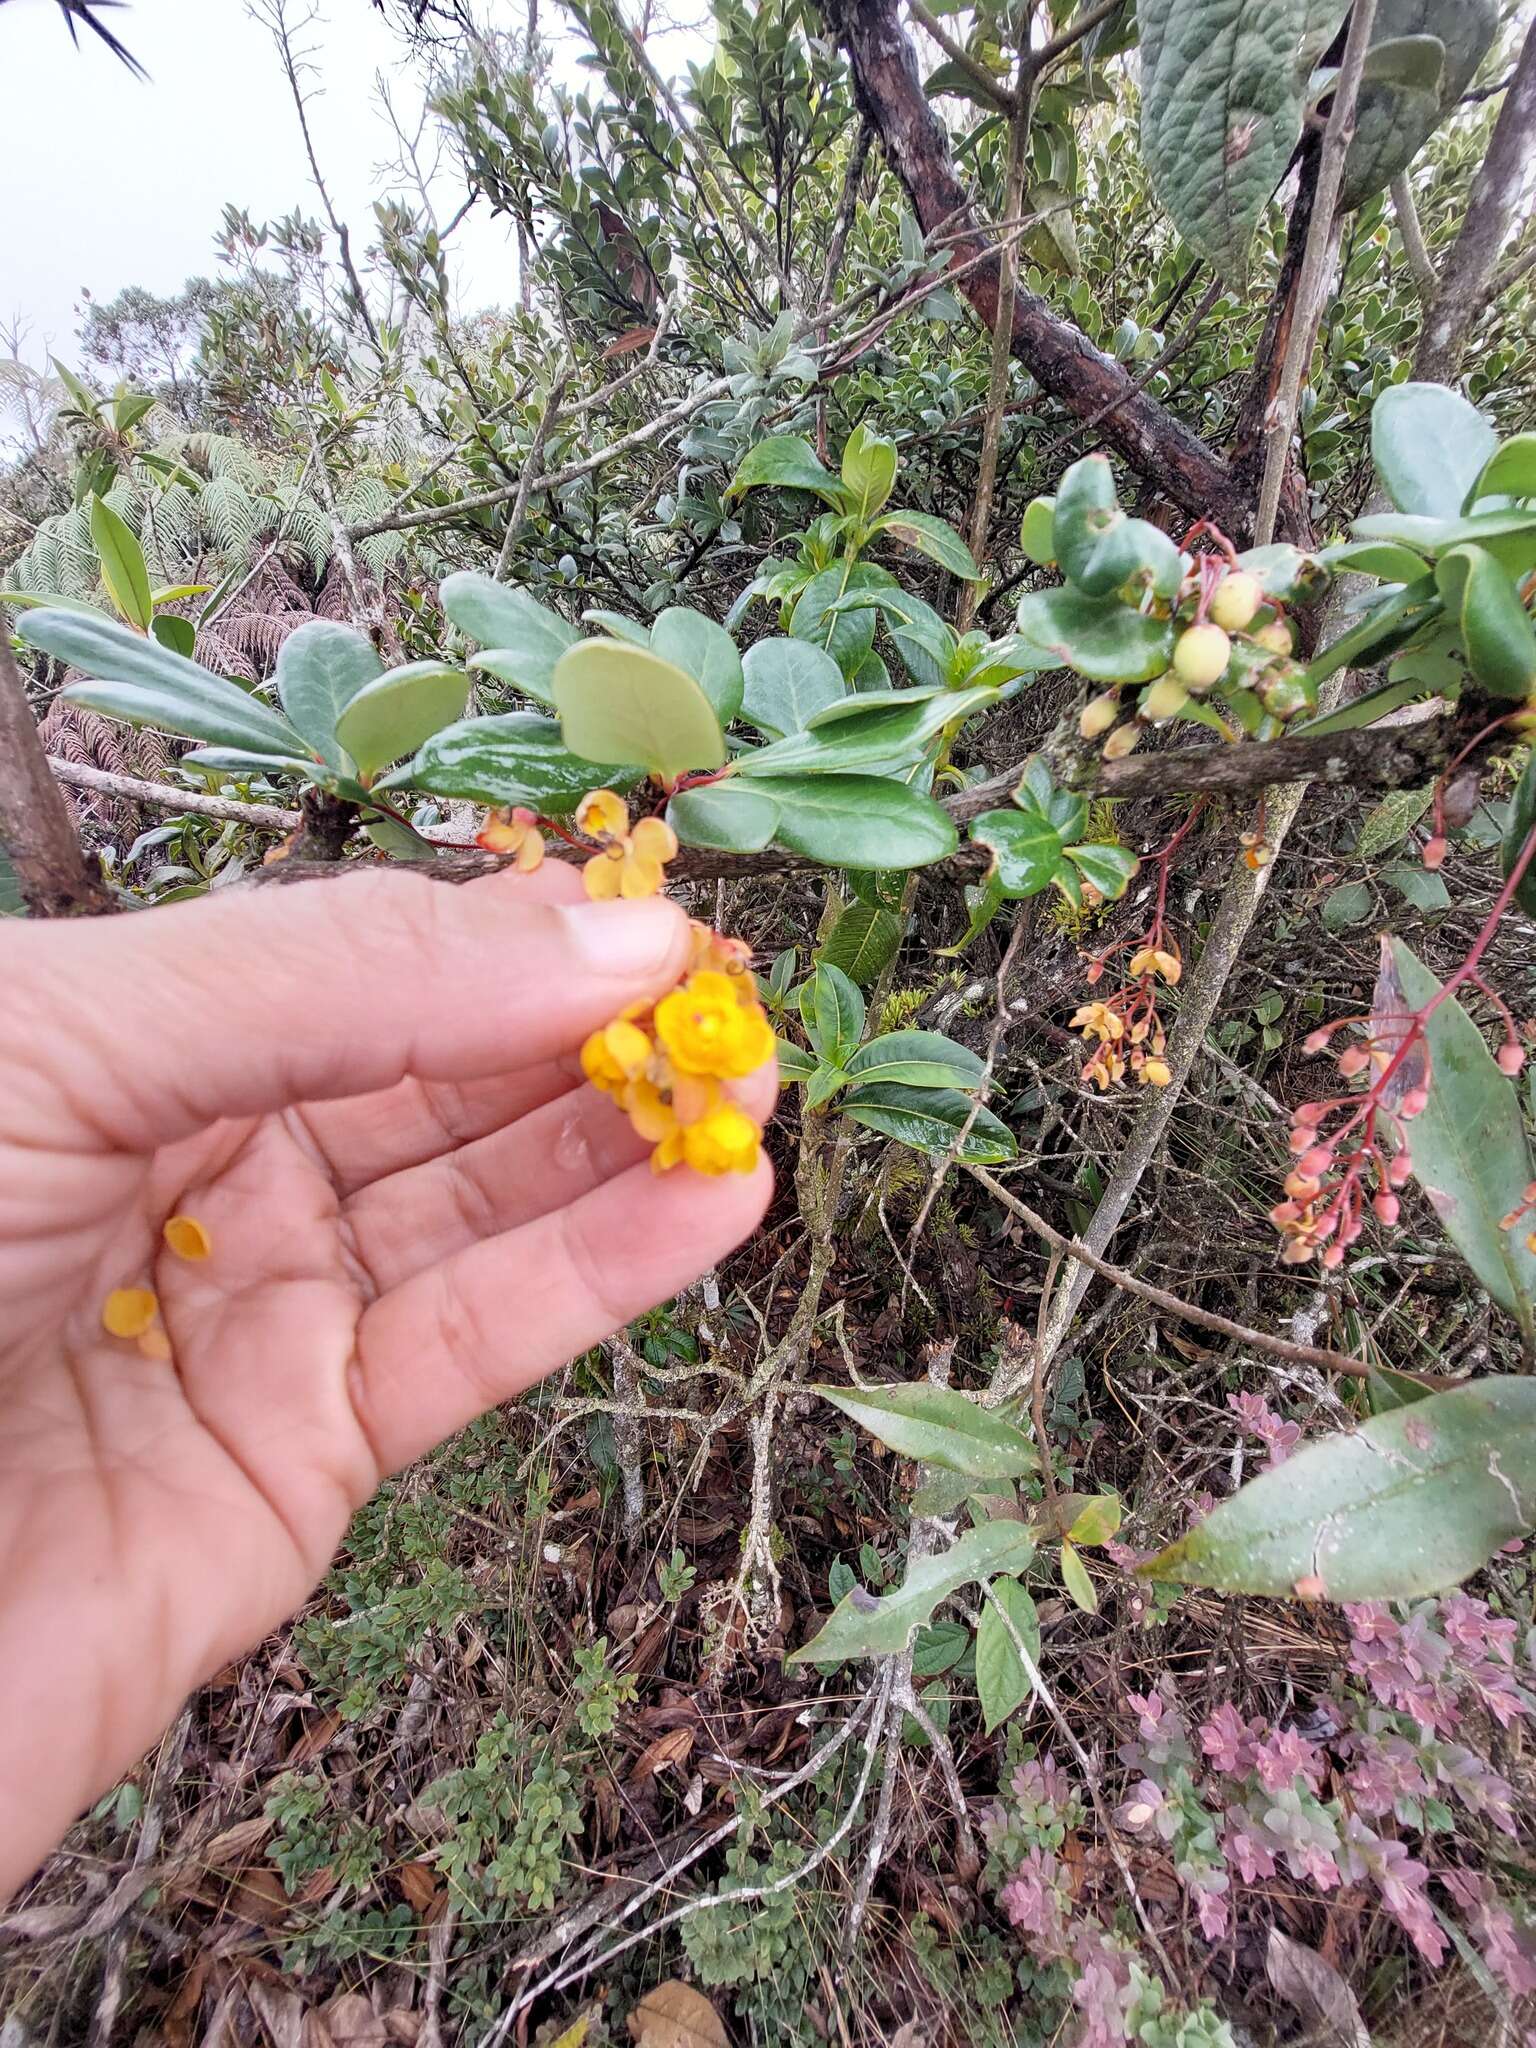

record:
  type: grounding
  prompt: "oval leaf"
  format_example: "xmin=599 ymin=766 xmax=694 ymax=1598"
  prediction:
xmin=751 ymin=773 xmax=958 ymax=868
xmin=394 ymin=711 xmax=636 ymax=813
xmin=648 ymin=607 xmax=743 ymax=724
xmin=552 ymin=639 xmax=725 ymax=780
xmin=846 ymin=1030 xmax=985 ymax=1090
xmin=976 ymin=1574 xmax=1041 ymax=1733
xmin=441 ymin=571 xmax=580 ymax=704
xmin=333 ymin=662 xmax=471 ymax=778
xmin=740 ymin=637 xmax=847 ymax=738
xmin=667 ymin=779 xmax=779 ymax=851
xmin=275 ymin=620 xmax=382 ymax=765
xmin=1372 ymin=383 xmax=1498 ymax=520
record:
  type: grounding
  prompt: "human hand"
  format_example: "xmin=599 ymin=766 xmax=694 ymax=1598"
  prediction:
xmin=0 ymin=863 xmax=774 ymax=1897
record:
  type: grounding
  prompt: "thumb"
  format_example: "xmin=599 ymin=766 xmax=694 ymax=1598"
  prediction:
xmin=6 ymin=869 xmax=691 ymax=1154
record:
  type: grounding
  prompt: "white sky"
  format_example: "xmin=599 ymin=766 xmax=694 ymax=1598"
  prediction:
xmin=1 ymin=0 xmax=525 ymax=372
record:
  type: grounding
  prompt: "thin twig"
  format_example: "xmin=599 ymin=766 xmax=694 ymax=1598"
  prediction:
xmin=967 ymin=1166 xmax=1374 ymax=1381
xmin=47 ymin=759 xmax=302 ymax=832
xmin=494 ymin=367 xmax=572 ymax=579
xmin=1389 ymin=173 xmax=1438 ymax=305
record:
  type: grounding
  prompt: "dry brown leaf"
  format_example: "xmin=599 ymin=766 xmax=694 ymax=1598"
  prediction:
xmin=222 ymin=1865 xmax=292 ymax=1928
xmin=626 ymin=1980 xmax=729 ymax=2048
xmin=285 ymin=1709 xmax=343 ymax=1766
xmin=382 ymin=2014 xmax=423 ymax=2045
xmin=307 ymin=1995 xmax=388 ymax=2048
xmin=395 ymin=1861 xmax=441 ymax=1914
xmin=247 ymin=1977 xmax=307 ymax=2048
xmin=888 ymin=2026 xmax=929 ymax=2048
xmin=628 ymin=1727 xmax=694 ymax=1784
xmin=1265 ymin=1928 xmax=1370 ymax=2048
xmin=202 ymin=1817 xmax=274 ymax=1869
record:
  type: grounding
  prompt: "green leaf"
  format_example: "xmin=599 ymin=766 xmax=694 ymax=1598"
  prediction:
xmin=805 ymin=1063 xmax=851 ymax=1110
xmin=181 ymin=746 xmax=317 ymax=780
xmin=649 ymin=607 xmax=743 ymax=725
xmin=394 ymin=711 xmax=634 ymax=812
xmin=1340 ymin=1 xmax=1496 ymax=211
xmin=0 ymin=589 xmax=106 ymax=616
xmin=846 ymin=1030 xmax=985 ymax=1091
xmin=1384 ymin=939 xmax=1536 ymax=1338
xmin=1371 ymin=382 xmax=1498 ymax=520
xmin=363 ymin=813 xmax=440 ymax=861
xmin=583 ymin=608 xmax=651 ymax=647
xmin=1067 ymin=1492 xmax=1123 ymax=1545
xmin=972 ymin=808 xmax=1067 ymax=898
xmin=804 ymin=961 xmax=865 ymax=1065
xmin=727 ymin=435 xmax=846 ymax=507
xmin=739 ymin=684 xmax=996 ymax=778
xmin=791 ymin=565 xmax=892 ymax=676
xmin=751 ymin=773 xmax=958 ymax=868
xmin=552 ymin=639 xmax=724 ymax=781
xmin=911 ymin=1620 xmax=971 ymax=1678
xmin=1020 ymin=496 xmax=1057 ymax=566
xmin=1298 ymin=671 xmax=1437 ymax=736
xmin=787 ymin=1520 xmax=1037 ymax=1664
xmin=1301 ymin=580 xmax=1441 ymax=690
xmin=1142 ymin=1377 xmax=1536 ymax=1599
xmin=1319 ymin=539 xmax=1433 ymax=583
xmin=1139 ymin=0 xmax=1347 ymax=278
xmin=150 ymin=614 xmax=196 ymax=659
xmin=841 ymin=1082 xmax=1017 ymax=1163
xmin=871 ymin=509 xmax=980 ymax=579
xmin=275 ymin=620 xmax=382 ymax=767
xmin=740 ymin=637 xmax=847 ymax=739
xmin=821 ymin=902 xmax=903 ymax=985
xmin=776 ymin=1037 xmax=819 ymax=1083
xmin=975 ymin=1576 xmax=1041 ymax=1732
xmin=1059 ymin=1540 xmax=1098 ymax=1612
xmin=1014 ymin=587 xmax=1174 ymax=682
xmin=840 ymin=423 xmax=898 ymax=520
xmin=1383 ymin=862 xmax=1450 ymax=912
xmin=89 ymin=494 xmax=152 ymax=630
xmin=1434 ymin=544 xmax=1536 ymax=698
xmin=1321 ymin=880 xmax=1373 ymax=932
xmin=51 ymin=359 xmax=99 ymax=415
xmin=811 ymin=1381 xmax=1036 ymax=1479
xmin=667 ymin=779 xmax=780 ymax=851
xmin=1064 ymin=842 xmax=1138 ymax=899
xmin=440 ymin=572 xmax=580 ymax=704
xmin=1502 ymin=750 xmax=1536 ymax=919
xmin=20 ymin=608 xmax=305 ymax=756
xmin=333 ymin=663 xmax=471 ymax=778
xmin=1465 ymin=432 xmax=1536 ymax=511
xmin=1357 ymin=784 xmax=1433 ymax=858
xmin=1052 ymin=455 xmax=1183 ymax=599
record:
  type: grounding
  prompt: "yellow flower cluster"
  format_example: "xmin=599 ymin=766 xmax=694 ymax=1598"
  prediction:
xmin=582 ymin=925 xmax=774 ymax=1176
xmin=1069 ymin=999 xmax=1171 ymax=1090
xmin=577 ymin=788 xmax=678 ymax=900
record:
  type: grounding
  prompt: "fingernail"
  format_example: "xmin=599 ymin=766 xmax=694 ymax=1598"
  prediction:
xmin=561 ymin=897 xmax=683 ymax=976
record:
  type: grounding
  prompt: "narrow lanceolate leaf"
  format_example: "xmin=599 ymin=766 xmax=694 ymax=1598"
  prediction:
xmin=333 ymin=663 xmax=470 ymax=778
xmin=975 ymin=1575 xmax=1041 ymax=1733
xmin=776 ymin=1038 xmax=820 ymax=1084
xmin=275 ymin=620 xmax=382 ymax=766
xmin=552 ymin=640 xmax=725 ymax=780
xmin=787 ymin=1519 xmax=1037 ymax=1664
xmin=810 ymin=1381 xmax=1036 ymax=1480
xmin=56 ymin=677 xmax=307 ymax=756
xmin=89 ymin=494 xmax=153 ymax=630
xmin=441 ymin=571 xmax=580 ymax=704
xmin=1379 ymin=940 xmax=1536 ymax=1340
xmin=392 ymin=712 xmax=637 ymax=813
xmin=804 ymin=961 xmax=865 ymax=1066
xmin=1141 ymin=1378 xmax=1536 ymax=1600
xmin=1138 ymin=0 xmax=1347 ymax=278
xmin=841 ymin=1082 xmax=1017 ymax=1164
xmin=845 ymin=1030 xmax=985 ymax=1091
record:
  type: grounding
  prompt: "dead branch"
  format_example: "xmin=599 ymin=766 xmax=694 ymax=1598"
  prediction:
xmin=0 ymin=639 xmax=113 ymax=915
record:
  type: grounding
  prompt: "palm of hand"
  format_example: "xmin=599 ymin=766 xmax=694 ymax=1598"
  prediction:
xmin=0 ymin=866 xmax=772 ymax=1895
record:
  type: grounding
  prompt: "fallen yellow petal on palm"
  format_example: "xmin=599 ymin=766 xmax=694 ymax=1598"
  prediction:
xmin=163 ymin=1214 xmax=212 ymax=1261
xmin=138 ymin=1327 xmax=173 ymax=1362
xmin=102 ymin=1287 xmax=159 ymax=1339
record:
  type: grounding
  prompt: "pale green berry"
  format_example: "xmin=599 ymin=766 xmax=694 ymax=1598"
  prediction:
xmin=1208 ymin=572 xmax=1263 ymax=632
xmin=1143 ymin=675 xmax=1189 ymax=721
xmin=1172 ymin=622 xmax=1232 ymax=691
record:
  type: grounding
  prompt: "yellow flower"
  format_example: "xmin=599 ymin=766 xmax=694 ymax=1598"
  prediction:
xmin=1139 ymin=1057 xmax=1173 ymax=1087
xmin=477 ymin=806 xmax=545 ymax=871
xmin=576 ymin=788 xmax=630 ymax=838
xmin=580 ymin=1015 xmax=655 ymax=1094
xmin=688 ymin=921 xmax=756 ymax=994
xmin=655 ymin=971 xmax=776 ymax=1079
xmin=578 ymin=790 xmax=678 ymax=900
xmin=1070 ymin=1000 xmax=1124 ymax=1044
xmin=654 ymin=1099 xmax=762 ymax=1176
xmin=102 ymin=1287 xmax=159 ymax=1339
xmin=163 ymin=1214 xmax=212 ymax=1261
xmin=1129 ymin=946 xmax=1181 ymax=985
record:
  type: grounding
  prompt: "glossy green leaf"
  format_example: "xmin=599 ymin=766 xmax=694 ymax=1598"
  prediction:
xmin=872 ymin=509 xmax=980 ymax=579
xmin=821 ymin=902 xmax=902 ymax=985
xmin=1014 ymin=587 xmax=1174 ymax=682
xmin=1020 ymin=495 xmax=1057 ymax=565
xmin=552 ymin=639 xmax=724 ymax=780
xmin=1060 ymin=1541 xmax=1098 ymax=1613
xmin=739 ymin=637 xmax=847 ymax=739
xmin=89 ymin=494 xmax=152 ymax=630
xmin=777 ymin=1038 xmax=819 ymax=1084
xmin=728 ymin=435 xmax=846 ymax=507
xmin=1298 ymin=671 xmax=1438 ymax=736
xmin=151 ymin=614 xmax=196 ymax=659
xmin=751 ymin=773 xmax=958 ymax=867
xmin=975 ymin=1576 xmax=1041 ymax=1732
xmin=1302 ymin=580 xmax=1440 ymax=689
xmin=1319 ymin=539 xmax=1432 ymax=582
xmin=787 ymin=1519 xmax=1037 ymax=1664
xmin=841 ymin=423 xmax=898 ymax=520
xmin=1053 ymin=454 xmax=1182 ymax=598
xmin=0 ymin=589 xmax=105 ymax=616
xmin=21 ymin=607 xmax=304 ymax=755
xmin=841 ymin=1082 xmax=1017 ymax=1163
xmin=1064 ymin=842 xmax=1139 ymax=898
xmin=1143 ymin=1377 xmax=1536 ymax=1599
xmin=1465 ymin=432 xmax=1536 ymax=511
xmin=791 ymin=564 xmax=892 ymax=676
xmin=811 ymin=1381 xmax=1036 ymax=1479
xmin=972 ymin=808 xmax=1066 ymax=898
xmin=275 ymin=620 xmax=382 ymax=767
xmin=1383 ymin=940 xmax=1536 ymax=1339
xmin=1372 ymin=382 xmax=1498 ymax=519
xmin=846 ymin=1030 xmax=985 ymax=1091
xmin=394 ymin=711 xmax=635 ymax=813
xmin=1434 ymin=544 xmax=1536 ymax=698
xmin=739 ymin=684 xmax=996 ymax=778
xmin=441 ymin=571 xmax=580 ymax=704
xmin=649 ymin=607 xmax=743 ymax=724
xmin=667 ymin=779 xmax=779 ymax=851
xmin=181 ymin=746 xmax=317 ymax=780
xmin=333 ymin=662 xmax=471 ymax=778
xmin=1502 ymin=750 xmax=1536 ymax=919
xmin=804 ymin=961 xmax=865 ymax=1065
xmin=1139 ymin=0 xmax=1346 ymax=277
